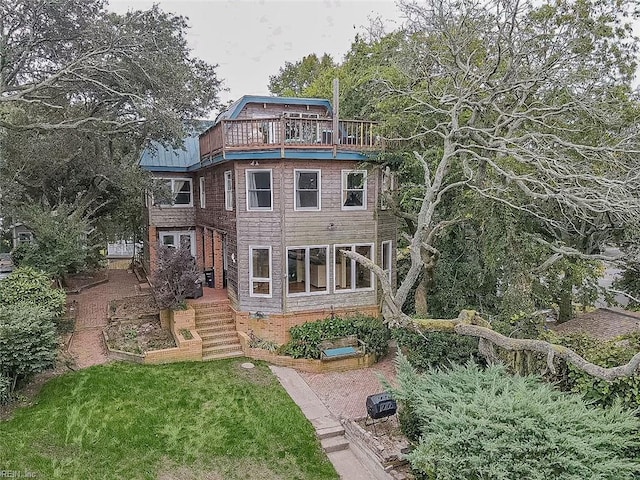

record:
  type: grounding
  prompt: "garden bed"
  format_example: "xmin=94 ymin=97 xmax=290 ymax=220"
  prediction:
xmin=105 ymin=316 xmax=175 ymax=355
xmin=109 ymin=293 xmax=158 ymax=320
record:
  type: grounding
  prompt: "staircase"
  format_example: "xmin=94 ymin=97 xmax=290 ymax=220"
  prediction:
xmin=193 ymin=301 xmax=243 ymax=361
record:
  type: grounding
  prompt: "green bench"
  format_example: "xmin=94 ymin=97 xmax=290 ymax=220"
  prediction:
xmin=319 ymin=335 xmax=366 ymax=361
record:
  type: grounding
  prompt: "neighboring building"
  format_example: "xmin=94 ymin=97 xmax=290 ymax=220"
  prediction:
xmin=140 ymin=96 xmax=396 ymax=351
xmin=10 ymin=223 xmax=34 ymax=249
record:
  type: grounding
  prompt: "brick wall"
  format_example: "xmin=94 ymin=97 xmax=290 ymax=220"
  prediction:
xmin=235 ymin=305 xmax=380 ymax=344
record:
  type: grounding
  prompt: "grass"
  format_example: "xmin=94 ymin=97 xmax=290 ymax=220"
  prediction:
xmin=0 ymin=359 xmax=338 ymax=480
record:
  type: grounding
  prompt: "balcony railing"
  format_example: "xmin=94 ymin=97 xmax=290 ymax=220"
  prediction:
xmin=199 ymin=117 xmax=380 ymax=158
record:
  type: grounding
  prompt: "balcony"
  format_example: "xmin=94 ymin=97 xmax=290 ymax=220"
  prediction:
xmin=199 ymin=117 xmax=380 ymax=159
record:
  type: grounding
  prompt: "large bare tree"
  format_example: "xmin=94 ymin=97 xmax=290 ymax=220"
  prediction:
xmin=347 ymin=0 xmax=640 ymax=380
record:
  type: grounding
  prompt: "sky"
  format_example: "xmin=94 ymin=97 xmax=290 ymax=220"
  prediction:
xmin=109 ymin=0 xmax=404 ymax=107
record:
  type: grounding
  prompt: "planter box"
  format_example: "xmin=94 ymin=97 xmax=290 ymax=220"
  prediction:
xmin=170 ymin=306 xmax=196 ymax=330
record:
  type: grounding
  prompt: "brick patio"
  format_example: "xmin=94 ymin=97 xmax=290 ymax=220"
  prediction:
xmin=299 ymin=351 xmax=398 ymax=420
xmin=68 ymin=270 xmax=143 ymax=369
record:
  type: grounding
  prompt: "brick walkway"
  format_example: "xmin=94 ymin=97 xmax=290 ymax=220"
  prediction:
xmin=68 ymin=270 xmax=142 ymax=369
xmin=299 ymin=352 xmax=398 ymax=420
xmin=549 ymin=308 xmax=640 ymax=340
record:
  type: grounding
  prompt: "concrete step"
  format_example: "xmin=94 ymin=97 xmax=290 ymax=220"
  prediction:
xmin=202 ymin=350 xmax=244 ymax=361
xmin=198 ymin=330 xmax=239 ymax=345
xmin=193 ymin=305 xmax=232 ymax=315
xmin=195 ymin=317 xmax=235 ymax=328
xmin=197 ymin=324 xmax=236 ymax=335
xmin=321 ymin=435 xmax=350 ymax=453
xmin=203 ymin=343 xmax=243 ymax=356
xmin=317 ymin=425 xmax=346 ymax=440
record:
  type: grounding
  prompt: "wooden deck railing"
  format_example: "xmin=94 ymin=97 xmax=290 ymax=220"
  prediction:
xmin=199 ymin=117 xmax=380 ymax=158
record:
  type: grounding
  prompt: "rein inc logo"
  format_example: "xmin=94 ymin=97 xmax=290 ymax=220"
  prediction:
xmin=0 ymin=472 xmax=36 ymax=478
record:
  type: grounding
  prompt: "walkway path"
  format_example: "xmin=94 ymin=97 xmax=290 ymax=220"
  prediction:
xmin=67 ymin=270 xmax=141 ymax=369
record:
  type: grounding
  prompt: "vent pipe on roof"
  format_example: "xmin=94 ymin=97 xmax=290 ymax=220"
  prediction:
xmin=332 ymin=78 xmax=339 ymax=146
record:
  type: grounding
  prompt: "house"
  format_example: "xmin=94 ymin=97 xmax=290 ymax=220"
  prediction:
xmin=140 ymin=95 xmax=396 ymax=356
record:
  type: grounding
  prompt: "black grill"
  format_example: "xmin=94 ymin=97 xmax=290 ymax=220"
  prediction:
xmin=366 ymin=392 xmax=397 ymax=420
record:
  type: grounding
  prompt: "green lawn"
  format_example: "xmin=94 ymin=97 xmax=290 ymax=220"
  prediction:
xmin=0 ymin=360 xmax=338 ymax=480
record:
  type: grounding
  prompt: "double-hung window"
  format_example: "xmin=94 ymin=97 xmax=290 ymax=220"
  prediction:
xmin=224 ymin=171 xmax=234 ymax=211
xmin=246 ymin=169 xmax=272 ymax=211
xmin=287 ymin=246 xmax=328 ymax=295
xmin=159 ymin=178 xmax=193 ymax=207
xmin=294 ymin=169 xmax=320 ymax=211
xmin=249 ymin=246 xmax=272 ymax=297
xmin=342 ymin=170 xmax=366 ymax=210
xmin=334 ymin=244 xmax=374 ymax=292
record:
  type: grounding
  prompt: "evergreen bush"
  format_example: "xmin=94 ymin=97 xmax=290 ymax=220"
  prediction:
xmin=392 ymin=328 xmax=480 ymax=370
xmin=0 ymin=266 xmax=66 ymax=317
xmin=392 ymin=354 xmax=640 ymax=480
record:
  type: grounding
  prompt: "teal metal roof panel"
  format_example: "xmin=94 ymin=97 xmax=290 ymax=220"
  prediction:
xmin=139 ymin=121 xmax=213 ymax=171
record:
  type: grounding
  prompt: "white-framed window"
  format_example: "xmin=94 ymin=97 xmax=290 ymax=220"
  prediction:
xmin=342 ymin=170 xmax=367 ymax=210
xmin=199 ymin=177 xmax=206 ymax=209
xmin=380 ymin=167 xmax=395 ymax=210
xmin=246 ymin=169 xmax=273 ymax=211
xmin=158 ymin=178 xmax=193 ymax=207
xmin=224 ymin=171 xmax=234 ymax=211
xmin=249 ymin=246 xmax=272 ymax=297
xmin=334 ymin=244 xmax=374 ymax=292
xmin=294 ymin=169 xmax=321 ymax=211
xmin=287 ymin=246 xmax=328 ymax=296
xmin=159 ymin=231 xmax=196 ymax=257
xmin=381 ymin=240 xmax=392 ymax=283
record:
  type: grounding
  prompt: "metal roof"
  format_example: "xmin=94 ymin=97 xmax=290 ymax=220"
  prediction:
xmin=139 ymin=121 xmax=214 ymax=172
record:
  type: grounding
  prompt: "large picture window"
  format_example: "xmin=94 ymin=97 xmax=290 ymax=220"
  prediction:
xmin=342 ymin=170 xmax=366 ymax=210
xmin=294 ymin=169 xmax=320 ymax=211
xmin=224 ymin=171 xmax=234 ymax=211
xmin=246 ymin=169 xmax=272 ymax=211
xmin=334 ymin=244 xmax=374 ymax=292
xmin=287 ymin=246 xmax=328 ymax=295
xmin=250 ymin=246 xmax=272 ymax=297
xmin=158 ymin=178 xmax=193 ymax=207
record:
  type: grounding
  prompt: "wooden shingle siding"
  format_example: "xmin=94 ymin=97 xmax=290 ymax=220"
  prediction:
xmin=237 ymin=102 xmax=329 ymax=120
xmin=148 ymin=206 xmax=195 ymax=227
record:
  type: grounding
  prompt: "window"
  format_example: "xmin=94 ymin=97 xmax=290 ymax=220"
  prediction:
xmin=250 ymin=246 xmax=272 ymax=297
xmin=380 ymin=167 xmax=395 ymax=210
xmin=334 ymin=244 xmax=374 ymax=292
xmin=158 ymin=178 xmax=193 ymax=207
xmin=342 ymin=170 xmax=366 ymax=210
xmin=159 ymin=231 xmax=196 ymax=257
xmin=199 ymin=177 xmax=206 ymax=209
xmin=294 ymin=170 xmax=320 ymax=211
xmin=224 ymin=171 xmax=234 ymax=211
xmin=246 ymin=169 xmax=272 ymax=211
xmin=287 ymin=246 xmax=328 ymax=295
xmin=381 ymin=240 xmax=392 ymax=283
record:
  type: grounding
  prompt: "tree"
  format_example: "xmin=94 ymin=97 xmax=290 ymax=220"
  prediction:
xmin=150 ymin=245 xmax=199 ymax=310
xmin=0 ymin=0 xmax=222 ymax=256
xmin=340 ymin=0 xmax=640 ymax=379
xmin=268 ymin=54 xmax=336 ymax=97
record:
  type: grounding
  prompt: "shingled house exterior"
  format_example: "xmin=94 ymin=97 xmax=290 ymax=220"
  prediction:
xmin=141 ymin=96 xmax=396 ymax=358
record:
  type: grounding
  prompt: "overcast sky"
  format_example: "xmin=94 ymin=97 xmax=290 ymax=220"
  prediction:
xmin=109 ymin=0 xmax=403 ymax=108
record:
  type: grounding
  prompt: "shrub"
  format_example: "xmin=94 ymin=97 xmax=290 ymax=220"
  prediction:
xmin=0 ymin=373 xmax=11 ymax=405
xmin=0 ymin=266 xmax=66 ymax=317
xmin=280 ymin=315 xmax=390 ymax=359
xmin=150 ymin=245 xmax=199 ymax=310
xmin=542 ymin=331 xmax=640 ymax=410
xmin=392 ymin=354 xmax=640 ymax=480
xmin=0 ymin=304 xmax=58 ymax=396
xmin=392 ymin=327 xmax=480 ymax=370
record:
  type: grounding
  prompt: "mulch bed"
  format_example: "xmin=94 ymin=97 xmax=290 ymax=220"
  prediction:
xmin=105 ymin=317 xmax=175 ymax=355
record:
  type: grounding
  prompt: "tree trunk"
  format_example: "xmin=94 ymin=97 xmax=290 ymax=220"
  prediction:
xmin=414 ymin=277 xmax=429 ymax=316
xmin=558 ymin=275 xmax=573 ymax=323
